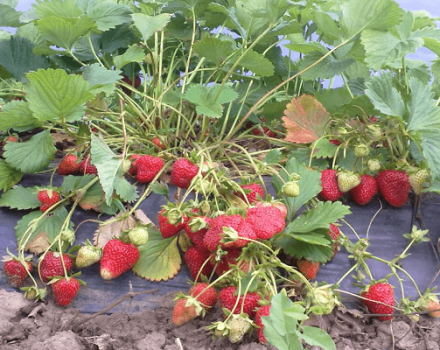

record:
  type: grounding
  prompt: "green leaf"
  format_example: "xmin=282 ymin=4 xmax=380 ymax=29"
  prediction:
xmin=315 ymin=88 xmax=352 ymax=114
xmin=284 ymin=34 xmax=327 ymax=54
xmin=312 ymin=138 xmax=338 ymax=159
xmin=3 ymin=130 xmax=56 ymax=174
xmin=26 ymin=68 xmax=94 ymax=122
xmin=364 ymin=72 xmax=405 ymax=120
xmin=132 ymin=13 xmax=171 ymax=42
xmin=0 ymin=159 xmax=22 ymax=192
xmin=299 ymin=51 xmax=354 ymax=80
xmin=150 ymin=182 xmax=169 ymax=196
xmin=407 ymin=78 xmax=440 ymax=131
xmin=133 ymin=227 xmax=181 ymax=281
xmin=61 ymin=174 xmax=96 ymax=194
xmin=0 ymin=36 xmax=50 ymax=81
xmin=114 ymin=179 xmax=138 ymax=203
xmin=0 ymin=186 xmax=40 ymax=210
xmin=184 ymin=84 xmax=238 ymax=118
xmin=15 ymin=207 xmax=70 ymax=252
xmin=83 ymin=63 xmax=122 ymax=93
xmin=0 ymin=30 xmax=11 ymax=41
xmin=287 ymin=201 xmax=351 ymax=233
xmin=291 ymin=232 xmax=330 ymax=246
xmin=238 ymin=49 xmax=274 ymax=77
xmin=272 ymin=157 xmax=322 ymax=218
xmin=264 ymin=149 xmax=282 ymax=164
xmin=420 ymin=131 xmax=440 ymax=179
xmin=193 ymin=36 xmax=235 ymax=65
xmin=276 ymin=235 xmax=334 ymax=262
xmin=34 ymin=0 xmax=82 ymax=18
xmin=0 ymin=100 xmax=41 ymax=131
xmin=60 ymin=175 xmax=104 ymax=211
xmin=340 ymin=0 xmax=403 ymax=38
xmin=0 ymin=4 xmax=21 ymax=27
xmin=90 ymin=134 xmax=128 ymax=205
xmin=36 ymin=15 xmax=96 ymax=50
xmin=298 ymin=326 xmax=336 ymax=350
xmin=314 ymin=11 xmax=341 ymax=41
xmin=113 ymin=44 xmax=145 ymax=70
xmin=76 ymin=0 xmax=132 ymax=31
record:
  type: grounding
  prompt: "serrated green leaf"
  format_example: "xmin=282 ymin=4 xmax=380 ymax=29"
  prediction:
xmin=0 ymin=186 xmax=40 ymax=210
xmin=26 ymin=68 xmax=94 ymax=122
xmin=3 ymin=130 xmax=56 ymax=174
xmin=364 ymin=72 xmax=405 ymax=120
xmin=0 ymin=4 xmax=21 ymax=26
xmin=83 ymin=63 xmax=122 ymax=93
xmin=312 ymin=138 xmax=338 ymax=159
xmin=287 ymin=201 xmax=351 ymax=233
xmin=275 ymin=235 xmax=333 ymax=262
xmin=36 ymin=15 xmax=96 ymax=50
xmin=34 ymin=0 xmax=82 ymax=19
xmin=0 ymin=36 xmax=50 ymax=81
xmin=299 ymin=327 xmax=336 ymax=350
xmin=113 ymin=44 xmax=145 ymax=70
xmin=150 ymin=182 xmax=169 ymax=196
xmin=272 ymin=157 xmax=322 ymax=219
xmin=15 ymin=207 xmax=70 ymax=252
xmin=90 ymin=134 xmax=124 ymax=205
xmin=133 ymin=227 xmax=181 ymax=281
xmin=114 ymin=179 xmax=138 ymax=203
xmin=0 ymin=30 xmax=11 ymax=41
xmin=132 ymin=13 xmax=171 ymax=42
xmin=60 ymin=174 xmax=104 ymax=210
xmin=407 ymin=78 xmax=440 ymax=131
xmin=0 ymin=100 xmax=41 ymax=131
xmin=314 ymin=11 xmax=341 ymax=41
xmin=193 ymin=36 xmax=235 ymax=65
xmin=238 ymin=49 xmax=274 ymax=77
xmin=315 ymin=88 xmax=352 ymax=114
xmin=0 ymin=159 xmax=22 ymax=191
xmin=340 ymin=0 xmax=403 ymax=38
xmin=60 ymin=174 xmax=97 ymax=194
xmin=284 ymin=34 xmax=327 ymax=54
xmin=420 ymin=131 xmax=440 ymax=179
xmin=299 ymin=51 xmax=354 ymax=81
xmin=264 ymin=149 xmax=282 ymax=165
xmin=76 ymin=0 xmax=132 ymax=31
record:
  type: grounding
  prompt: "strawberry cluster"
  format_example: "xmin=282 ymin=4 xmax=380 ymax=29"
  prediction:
xmin=320 ymin=168 xmax=414 ymax=208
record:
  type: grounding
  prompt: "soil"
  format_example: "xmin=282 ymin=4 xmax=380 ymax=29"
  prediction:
xmin=1 ymin=289 xmax=439 ymax=350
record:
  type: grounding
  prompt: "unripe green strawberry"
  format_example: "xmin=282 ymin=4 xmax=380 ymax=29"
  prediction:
xmin=76 ymin=243 xmax=102 ymax=269
xmin=409 ymin=169 xmax=429 ymax=195
xmin=281 ymin=181 xmax=300 ymax=197
xmin=227 ymin=314 xmax=252 ymax=343
xmin=367 ymin=159 xmax=381 ymax=173
xmin=120 ymin=159 xmax=132 ymax=174
xmin=354 ymin=144 xmax=369 ymax=157
xmin=128 ymin=227 xmax=149 ymax=246
xmin=337 ymin=171 xmax=361 ymax=192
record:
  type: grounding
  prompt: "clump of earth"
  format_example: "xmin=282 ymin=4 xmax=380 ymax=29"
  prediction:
xmin=0 ymin=289 xmax=439 ymax=350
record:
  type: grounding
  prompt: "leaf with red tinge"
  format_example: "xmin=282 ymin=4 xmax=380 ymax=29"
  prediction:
xmin=282 ymin=95 xmax=330 ymax=144
xmin=133 ymin=227 xmax=181 ymax=281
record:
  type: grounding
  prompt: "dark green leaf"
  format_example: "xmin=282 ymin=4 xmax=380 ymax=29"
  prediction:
xmin=299 ymin=51 xmax=354 ymax=81
xmin=0 ymin=100 xmax=41 ymax=131
xmin=238 ymin=49 xmax=275 ymax=77
xmin=132 ymin=13 xmax=171 ymax=42
xmin=298 ymin=326 xmax=336 ymax=350
xmin=407 ymin=78 xmax=440 ymax=131
xmin=312 ymin=138 xmax=338 ymax=159
xmin=0 ymin=159 xmax=22 ymax=192
xmin=420 ymin=130 xmax=440 ymax=179
xmin=276 ymin=235 xmax=334 ymax=262
xmin=83 ymin=63 xmax=122 ymax=94
xmin=291 ymin=232 xmax=331 ymax=246
xmin=193 ymin=36 xmax=235 ymax=65
xmin=113 ymin=44 xmax=145 ymax=70
xmin=0 ymin=186 xmax=40 ymax=210
xmin=34 ymin=0 xmax=82 ymax=18
xmin=264 ymin=149 xmax=282 ymax=164
xmin=3 ymin=130 xmax=56 ymax=174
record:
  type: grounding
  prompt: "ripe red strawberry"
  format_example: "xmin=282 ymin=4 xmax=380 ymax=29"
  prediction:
xmin=297 ymin=259 xmax=320 ymax=280
xmin=254 ymin=201 xmax=287 ymax=220
xmin=203 ymin=215 xmax=257 ymax=251
xmin=320 ymin=169 xmax=343 ymax=201
xmin=349 ymin=174 xmax=378 ymax=206
xmin=328 ymin=223 xmax=340 ymax=258
xmin=254 ymin=305 xmax=271 ymax=344
xmin=100 ymin=239 xmax=140 ymax=280
xmin=170 ymin=158 xmax=199 ymax=189
xmin=57 ymin=154 xmax=80 ymax=175
xmin=3 ymin=258 xmax=32 ymax=288
xmin=79 ymin=156 xmax=98 ymax=174
xmin=121 ymin=74 xmax=141 ymax=95
xmin=51 ymin=277 xmax=80 ymax=306
xmin=184 ymin=245 xmax=213 ymax=281
xmin=152 ymin=137 xmax=166 ymax=150
xmin=218 ymin=286 xmax=261 ymax=317
xmin=361 ymin=282 xmax=394 ymax=321
xmin=245 ymin=206 xmax=285 ymax=240
xmin=376 ymin=170 xmax=410 ymax=207
xmin=329 ymin=139 xmax=341 ymax=146
xmin=37 ymin=189 xmax=61 ymax=212
xmin=419 ymin=296 xmax=440 ymax=318
xmin=184 ymin=216 xmax=211 ymax=249
xmin=235 ymin=183 xmax=264 ymax=204
xmin=2 ymin=135 xmax=18 ymax=145
xmin=135 ymin=155 xmax=164 ymax=183
xmin=172 ymin=283 xmax=217 ymax=325
xmin=39 ymin=252 xmax=73 ymax=282
xmin=128 ymin=154 xmax=142 ymax=175
xmin=253 ymin=126 xmax=276 ymax=137
xmin=158 ymin=209 xmax=186 ymax=238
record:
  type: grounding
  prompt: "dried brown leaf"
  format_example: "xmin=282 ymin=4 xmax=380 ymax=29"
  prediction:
xmin=134 ymin=209 xmax=154 ymax=226
xmin=93 ymin=212 xmax=136 ymax=248
xmin=24 ymin=232 xmax=50 ymax=254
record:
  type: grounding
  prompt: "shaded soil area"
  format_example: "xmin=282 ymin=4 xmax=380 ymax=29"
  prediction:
xmin=1 ymin=290 xmax=440 ymax=350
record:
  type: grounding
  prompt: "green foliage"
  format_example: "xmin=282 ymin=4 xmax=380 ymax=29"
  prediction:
xmin=193 ymin=36 xmax=235 ymax=65
xmin=0 ymin=159 xmax=22 ymax=192
xmin=132 ymin=13 xmax=171 ymax=42
xmin=0 ymin=100 xmax=41 ymax=131
xmin=113 ymin=44 xmax=145 ymax=70
xmin=262 ymin=292 xmax=336 ymax=350
xmin=82 ymin=63 xmax=122 ymax=94
xmin=0 ymin=186 xmax=41 ymax=210
xmin=3 ymin=130 xmax=56 ymax=174
xmin=133 ymin=227 xmax=181 ymax=281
